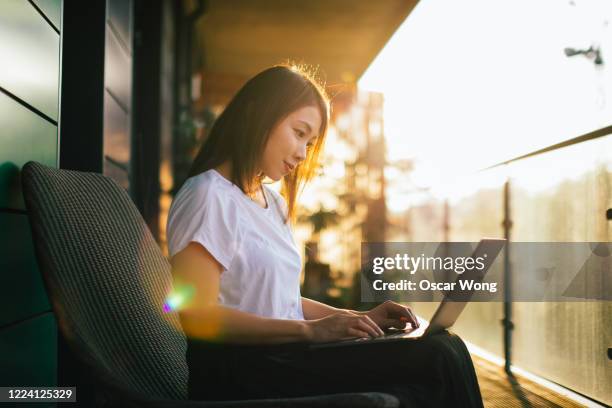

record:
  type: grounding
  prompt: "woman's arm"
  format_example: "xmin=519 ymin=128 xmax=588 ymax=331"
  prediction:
xmin=172 ymin=242 xmax=383 ymax=344
xmin=179 ymin=305 xmax=310 ymax=345
xmin=172 ymin=242 xmax=310 ymax=345
xmin=301 ymin=296 xmax=348 ymax=320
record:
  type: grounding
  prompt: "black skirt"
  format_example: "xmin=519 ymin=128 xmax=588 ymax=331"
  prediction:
xmin=187 ymin=331 xmax=484 ymax=408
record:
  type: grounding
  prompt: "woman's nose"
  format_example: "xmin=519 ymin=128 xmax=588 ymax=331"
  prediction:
xmin=295 ymin=144 xmax=307 ymax=162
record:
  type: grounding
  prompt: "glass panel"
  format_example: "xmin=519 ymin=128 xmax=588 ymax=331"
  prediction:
xmin=107 ymin=0 xmax=132 ymax=52
xmin=105 ymin=26 xmax=132 ymax=110
xmin=0 ymin=213 xmax=50 ymax=327
xmin=104 ymin=157 xmax=129 ymax=191
xmin=430 ymin=170 xmax=507 ymax=356
xmin=103 ymin=91 xmax=130 ymax=165
xmin=509 ymin=135 xmax=612 ymax=405
xmin=0 ymin=93 xmax=58 ymax=210
xmin=31 ymin=0 xmax=61 ymax=30
xmin=0 ymin=0 xmax=60 ymax=120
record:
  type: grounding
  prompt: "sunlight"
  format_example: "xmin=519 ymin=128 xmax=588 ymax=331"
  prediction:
xmin=359 ymin=0 xmax=612 ymax=210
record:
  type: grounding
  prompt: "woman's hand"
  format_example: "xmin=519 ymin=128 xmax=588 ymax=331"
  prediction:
xmin=356 ymin=300 xmax=419 ymax=331
xmin=304 ymin=310 xmax=385 ymax=343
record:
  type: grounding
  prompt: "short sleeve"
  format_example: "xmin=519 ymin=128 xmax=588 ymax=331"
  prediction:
xmin=166 ymin=177 xmax=243 ymax=271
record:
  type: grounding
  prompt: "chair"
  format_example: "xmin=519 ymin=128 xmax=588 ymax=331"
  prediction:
xmin=21 ymin=161 xmax=399 ymax=408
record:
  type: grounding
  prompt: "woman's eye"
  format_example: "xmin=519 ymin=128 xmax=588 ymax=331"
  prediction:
xmin=295 ymin=129 xmax=305 ymax=138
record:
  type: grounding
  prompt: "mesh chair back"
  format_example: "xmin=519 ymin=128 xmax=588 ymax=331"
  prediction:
xmin=21 ymin=161 xmax=188 ymax=400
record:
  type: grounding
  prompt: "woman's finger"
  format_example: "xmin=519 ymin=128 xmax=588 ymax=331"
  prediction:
xmin=399 ymin=307 xmax=419 ymax=328
xmin=347 ymin=327 xmax=371 ymax=339
xmin=362 ymin=315 xmax=385 ymax=336
xmin=389 ymin=302 xmax=418 ymax=328
xmin=406 ymin=307 xmax=419 ymax=328
xmin=355 ymin=318 xmax=380 ymax=337
xmin=355 ymin=318 xmax=378 ymax=337
xmin=383 ymin=318 xmax=406 ymax=330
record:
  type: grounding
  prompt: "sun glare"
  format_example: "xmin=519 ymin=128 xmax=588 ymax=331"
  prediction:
xmin=359 ymin=0 xmax=612 ymax=211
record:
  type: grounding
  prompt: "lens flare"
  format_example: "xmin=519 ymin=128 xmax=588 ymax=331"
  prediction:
xmin=163 ymin=285 xmax=195 ymax=312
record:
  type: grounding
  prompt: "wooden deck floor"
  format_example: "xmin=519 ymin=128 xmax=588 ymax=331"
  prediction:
xmin=472 ymin=356 xmax=587 ymax=408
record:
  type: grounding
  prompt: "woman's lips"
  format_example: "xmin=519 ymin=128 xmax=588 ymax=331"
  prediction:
xmin=283 ymin=161 xmax=294 ymax=172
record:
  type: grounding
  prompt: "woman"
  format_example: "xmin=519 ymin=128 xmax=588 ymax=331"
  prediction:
xmin=166 ymin=64 xmax=483 ymax=407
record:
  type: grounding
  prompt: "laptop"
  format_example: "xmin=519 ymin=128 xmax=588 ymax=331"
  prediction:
xmin=310 ymin=238 xmax=506 ymax=349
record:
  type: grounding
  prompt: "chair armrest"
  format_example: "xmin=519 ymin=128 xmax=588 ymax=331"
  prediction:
xmin=141 ymin=392 xmax=399 ymax=408
xmin=135 ymin=392 xmax=400 ymax=408
xmin=96 ymin=383 xmax=400 ymax=408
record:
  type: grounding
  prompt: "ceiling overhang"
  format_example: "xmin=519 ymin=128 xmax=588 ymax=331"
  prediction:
xmin=194 ymin=0 xmax=419 ymax=104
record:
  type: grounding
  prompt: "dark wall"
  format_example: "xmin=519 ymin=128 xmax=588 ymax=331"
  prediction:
xmin=132 ymin=0 xmax=163 ymax=240
xmin=0 ymin=0 xmax=173 ymax=397
xmin=60 ymin=0 xmax=133 ymax=188
xmin=0 ymin=0 xmax=61 ymax=389
xmin=59 ymin=0 xmax=105 ymax=174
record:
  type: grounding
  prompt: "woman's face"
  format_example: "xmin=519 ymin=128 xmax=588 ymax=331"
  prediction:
xmin=260 ymin=105 xmax=322 ymax=181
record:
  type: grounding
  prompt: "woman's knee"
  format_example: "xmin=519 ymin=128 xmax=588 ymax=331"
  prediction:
xmin=430 ymin=332 xmax=474 ymax=371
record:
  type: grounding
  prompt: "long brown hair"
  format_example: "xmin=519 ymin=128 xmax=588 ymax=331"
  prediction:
xmin=188 ymin=64 xmax=330 ymax=224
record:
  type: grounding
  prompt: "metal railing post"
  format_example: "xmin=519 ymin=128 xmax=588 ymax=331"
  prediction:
xmin=502 ymin=179 xmax=514 ymax=374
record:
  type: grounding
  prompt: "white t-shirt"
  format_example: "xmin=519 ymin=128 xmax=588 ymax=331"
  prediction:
xmin=166 ymin=169 xmax=305 ymax=320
